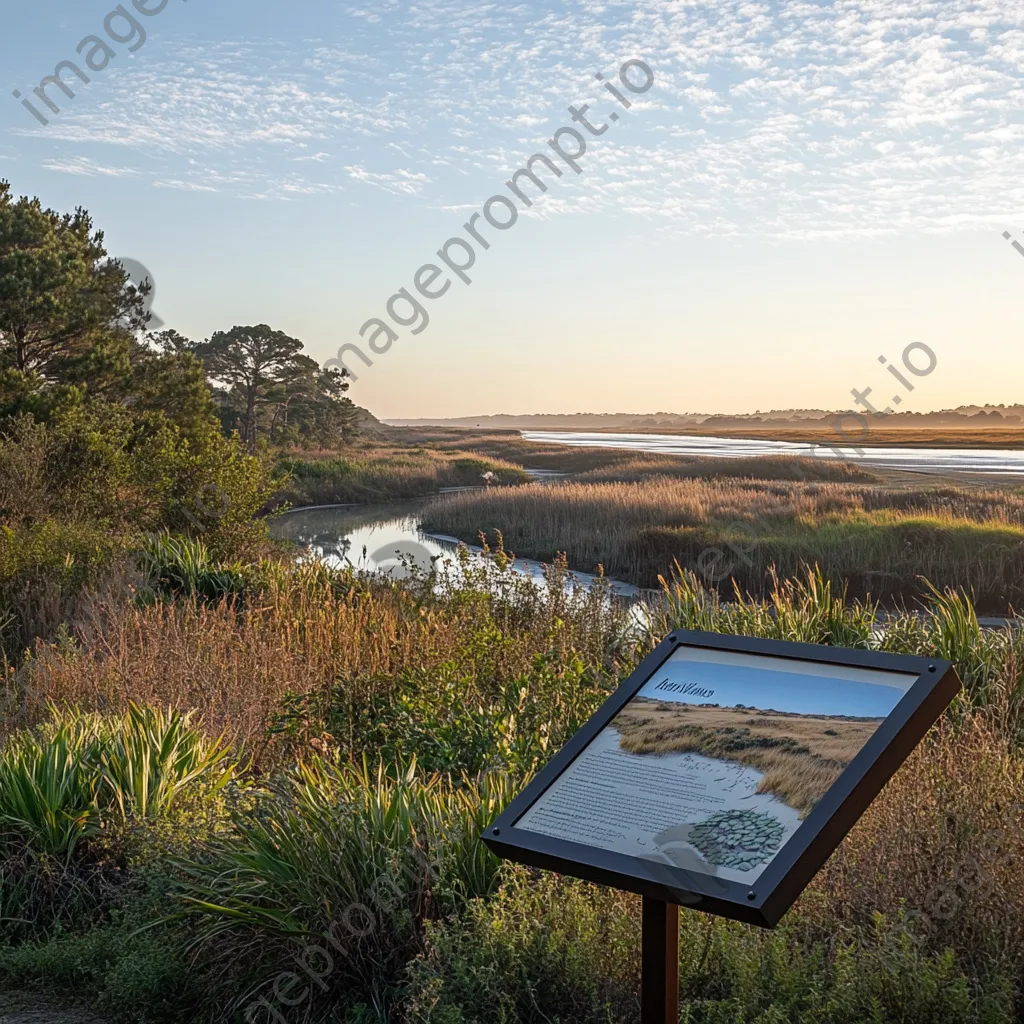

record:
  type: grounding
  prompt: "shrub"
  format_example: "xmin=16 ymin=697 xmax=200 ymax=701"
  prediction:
xmin=176 ymin=757 xmax=515 ymax=1019
xmin=0 ymin=409 xmax=278 ymax=658
xmin=0 ymin=518 xmax=132 ymax=660
xmin=404 ymin=871 xmax=1016 ymax=1024
xmin=0 ymin=706 xmax=238 ymax=940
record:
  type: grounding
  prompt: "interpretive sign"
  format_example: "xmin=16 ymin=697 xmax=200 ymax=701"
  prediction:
xmin=483 ymin=630 xmax=961 ymax=930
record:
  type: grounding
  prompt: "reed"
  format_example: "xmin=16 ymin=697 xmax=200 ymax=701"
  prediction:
xmin=275 ymin=447 xmax=530 ymax=507
xmin=12 ymin=553 xmax=632 ymax=763
xmin=422 ymin=476 xmax=1024 ymax=610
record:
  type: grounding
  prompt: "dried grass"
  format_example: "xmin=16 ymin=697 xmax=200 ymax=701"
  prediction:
xmin=422 ymin=476 xmax=1024 ymax=609
xmin=10 ymin=564 xmax=625 ymax=765
xmin=614 ymin=700 xmax=879 ymax=816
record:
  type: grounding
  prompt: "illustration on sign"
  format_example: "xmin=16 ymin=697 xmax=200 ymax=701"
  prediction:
xmin=514 ymin=645 xmax=917 ymax=884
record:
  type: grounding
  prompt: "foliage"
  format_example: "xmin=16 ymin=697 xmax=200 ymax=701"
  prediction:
xmin=404 ymin=871 xmax=1014 ymax=1024
xmin=0 ymin=711 xmax=106 ymax=859
xmin=176 ymin=756 xmax=513 ymax=1019
xmin=0 ymin=517 xmax=130 ymax=660
xmin=4 ymin=559 xmax=1024 ymax=1020
xmin=0 ymin=706 xmax=237 ymax=947
xmin=197 ymin=325 xmax=351 ymax=451
xmin=121 ymin=341 xmax=218 ymax=439
xmin=0 ymin=922 xmax=200 ymax=1024
xmin=0 ymin=180 xmax=146 ymax=391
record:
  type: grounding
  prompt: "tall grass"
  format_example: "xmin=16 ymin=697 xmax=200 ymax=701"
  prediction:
xmin=137 ymin=532 xmax=248 ymax=603
xmin=0 ymin=713 xmax=105 ymax=859
xmin=422 ymin=476 xmax=1024 ymax=609
xmin=14 ymin=552 xmax=633 ymax=764
xmin=177 ymin=757 xmax=516 ymax=1017
xmin=275 ymin=448 xmax=531 ymax=507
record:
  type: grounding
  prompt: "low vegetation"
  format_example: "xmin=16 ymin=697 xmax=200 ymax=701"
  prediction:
xmin=422 ymin=475 xmax=1024 ymax=611
xmin=274 ymin=446 xmax=530 ymax=507
xmin=2 ymin=564 xmax=1024 ymax=1020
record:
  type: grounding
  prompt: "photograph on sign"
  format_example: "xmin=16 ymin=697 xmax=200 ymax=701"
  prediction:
xmin=514 ymin=644 xmax=918 ymax=884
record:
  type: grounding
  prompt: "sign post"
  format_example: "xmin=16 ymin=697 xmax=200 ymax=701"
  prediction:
xmin=641 ymin=897 xmax=678 ymax=1024
xmin=484 ymin=630 xmax=961 ymax=1017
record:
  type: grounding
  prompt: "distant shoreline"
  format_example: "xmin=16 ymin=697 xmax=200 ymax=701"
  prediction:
xmin=388 ymin=422 xmax=1024 ymax=450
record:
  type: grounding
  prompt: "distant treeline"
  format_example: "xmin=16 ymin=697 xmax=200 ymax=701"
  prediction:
xmin=390 ymin=405 xmax=1024 ymax=430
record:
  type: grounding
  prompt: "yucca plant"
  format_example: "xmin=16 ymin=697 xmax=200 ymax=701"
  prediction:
xmin=138 ymin=531 xmax=246 ymax=602
xmin=176 ymin=754 xmax=512 ymax=1016
xmin=0 ymin=711 xmax=105 ymax=858
xmin=0 ymin=705 xmax=238 ymax=856
xmin=99 ymin=704 xmax=237 ymax=823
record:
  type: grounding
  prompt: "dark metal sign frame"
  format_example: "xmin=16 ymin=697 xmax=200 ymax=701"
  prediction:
xmin=483 ymin=629 xmax=961 ymax=929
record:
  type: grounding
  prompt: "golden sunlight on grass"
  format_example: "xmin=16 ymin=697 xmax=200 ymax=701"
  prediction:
xmin=614 ymin=699 xmax=882 ymax=816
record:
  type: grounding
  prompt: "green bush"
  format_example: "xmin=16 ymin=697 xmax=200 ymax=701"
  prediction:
xmin=0 ymin=706 xmax=238 ymax=941
xmin=176 ymin=757 xmax=515 ymax=1019
xmin=404 ymin=871 xmax=1016 ymax=1024
xmin=0 ymin=408 xmax=278 ymax=657
xmin=0 ymin=921 xmax=199 ymax=1024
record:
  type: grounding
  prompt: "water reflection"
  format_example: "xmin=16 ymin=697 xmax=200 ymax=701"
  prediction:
xmin=521 ymin=431 xmax=1024 ymax=476
xmin=270 ymin=498 xmax=641 ymax=599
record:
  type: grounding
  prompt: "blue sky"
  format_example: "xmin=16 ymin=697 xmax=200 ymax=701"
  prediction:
xmin=4 ymin=1 xmax=1024 ymax=418
xmin=636 ymin=661 xmax=906 ymax=718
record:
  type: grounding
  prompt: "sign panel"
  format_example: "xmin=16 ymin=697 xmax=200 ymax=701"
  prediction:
xmin=484 ymin=631 xmax=961 ymax=927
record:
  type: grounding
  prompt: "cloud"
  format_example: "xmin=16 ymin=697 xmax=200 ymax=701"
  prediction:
xmin=17 ymin=2 xmax=1024 ymax=235
xmin=41 ymin=156 xmax=141 ymax=177
xmin=343 ymin=165 xmax=431 ymax=195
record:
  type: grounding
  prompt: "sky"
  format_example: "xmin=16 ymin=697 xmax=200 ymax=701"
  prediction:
xmin=3 ymin=0 xmax=1024 ymax=419
xmin=635 ymin=646 xmax=914 ymax=718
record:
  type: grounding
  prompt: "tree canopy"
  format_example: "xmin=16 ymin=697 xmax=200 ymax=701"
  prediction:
xmin=198 ymin=325 xmax=352 ymax=450
xmin=0 ymin=181 xmax=356 ymax=452
xmin=0 ymin=180 xmax=147 ymax=391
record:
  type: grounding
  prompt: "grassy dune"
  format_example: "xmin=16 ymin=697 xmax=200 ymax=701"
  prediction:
xmin=615 ymin=699 xmax=882 ymax=816
xmin=421 ymin=476 xmax=1024 ymax=610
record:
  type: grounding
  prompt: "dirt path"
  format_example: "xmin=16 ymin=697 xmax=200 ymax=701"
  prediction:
xmin=0 ymin=995 xmax=107 ymax=1024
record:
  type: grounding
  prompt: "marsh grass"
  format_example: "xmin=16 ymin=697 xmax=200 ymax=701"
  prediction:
xmin=12 ymin=551 xmax=632 ymax=765
xmin=614 ymin=700 xmax=880 ymax=816
xmin=576 ymin=453 xmax=879 ymax=484
xmin=275 ymin=447 xmax=531 ymax=507
xmin=422 ymin=476 xmax=1024 ymax=609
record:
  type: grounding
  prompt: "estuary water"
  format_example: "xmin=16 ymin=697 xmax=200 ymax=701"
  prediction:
xmin=521 ymin=430 xmax=1024 ymax=477
xmin=270 ymin=498 xmax=641 ymax=599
